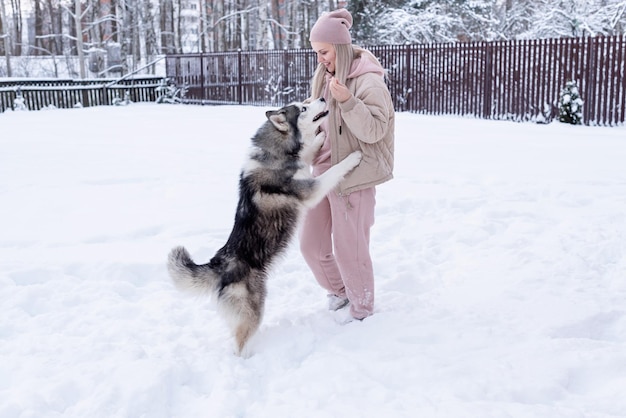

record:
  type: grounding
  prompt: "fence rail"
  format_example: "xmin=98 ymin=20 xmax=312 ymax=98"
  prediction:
xmin=165 ymin=35 xmax=626 ymax=126
xmin=0 ymin=77 xmax=163 ymax=112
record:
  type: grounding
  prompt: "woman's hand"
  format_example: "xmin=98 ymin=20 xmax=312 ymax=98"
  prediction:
xmin=329 ymin=77 xmax=351 ymax=103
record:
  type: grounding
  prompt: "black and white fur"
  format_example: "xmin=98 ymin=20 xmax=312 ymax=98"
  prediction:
xmin=168 ymin=98 xmax=361 ymax=355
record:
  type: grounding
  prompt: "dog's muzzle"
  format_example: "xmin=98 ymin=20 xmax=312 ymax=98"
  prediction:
xmin=313 ymin=110 xmax=329 ymax=122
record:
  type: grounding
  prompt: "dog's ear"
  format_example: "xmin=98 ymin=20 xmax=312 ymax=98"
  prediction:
xmin=266 ymin=110 xmax=289 ymax=132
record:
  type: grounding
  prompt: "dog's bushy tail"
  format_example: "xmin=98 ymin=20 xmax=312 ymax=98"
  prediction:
xmin=168 ymin=246 xmax=219 ymax=294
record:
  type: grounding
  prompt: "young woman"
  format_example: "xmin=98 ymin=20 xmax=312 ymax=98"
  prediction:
xmin=300 ymin=9 xmax=395 ymax=321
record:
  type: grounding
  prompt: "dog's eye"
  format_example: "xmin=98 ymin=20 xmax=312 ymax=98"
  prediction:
xmin=301 ymin=106 xmax=307 ymax=113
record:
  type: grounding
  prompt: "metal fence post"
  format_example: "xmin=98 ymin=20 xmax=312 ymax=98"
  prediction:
xmin=483 ymin=42 xmax=493 ymax=119
xmin=200 ymin=53 xmax=205 ymax=105
xmin=238 ymin=49 xmax=243 ymax=105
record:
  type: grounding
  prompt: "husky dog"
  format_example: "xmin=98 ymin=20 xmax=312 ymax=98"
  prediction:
xmin=168 ymin=98 xmax=362 ymax=355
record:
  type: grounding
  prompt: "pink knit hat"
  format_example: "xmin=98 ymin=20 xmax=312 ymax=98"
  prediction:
xmin=309 ymin=9 xmax=353 ymax=45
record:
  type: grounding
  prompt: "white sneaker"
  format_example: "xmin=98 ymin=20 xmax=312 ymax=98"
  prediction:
xmin=331 ymin=308 xmax=364 ymax=325
xmin=328 ymin=294 xmax=349 ymax=311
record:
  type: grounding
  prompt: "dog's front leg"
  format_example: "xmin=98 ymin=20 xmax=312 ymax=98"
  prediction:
xmin=302 ymin=150 xmax=362 ymax=208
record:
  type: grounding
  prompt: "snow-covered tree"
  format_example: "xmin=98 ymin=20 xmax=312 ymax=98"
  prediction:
xmin=495 ymin=0 xmax=535 ymax=40
xmin=377 ymin=1 xmax=462 ymax=44
xmin=519 ymin=0 xmax=626 ymax=38
xmin=350 ymin=0 xmax=398 ymax=45
xmin=371 ymin=0 xmax=625 ymax=43
xmin=558 ymin=81 xmax=583 ymax=125
xmin=2 ymin=0 xmax=626 ymax=78
xmin=13 ymin=87 xmax=27 ymax=110
xmin=452 ymin=0 xmax=499 ymax=41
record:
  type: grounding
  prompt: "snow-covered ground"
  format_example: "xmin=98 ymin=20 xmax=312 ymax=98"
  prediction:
xmin=1 ymin=104 xmax=625 ymax=418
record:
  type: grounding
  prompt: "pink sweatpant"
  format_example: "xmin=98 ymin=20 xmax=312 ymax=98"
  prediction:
xmin=299 ymin=187 xmax=376 ymax=319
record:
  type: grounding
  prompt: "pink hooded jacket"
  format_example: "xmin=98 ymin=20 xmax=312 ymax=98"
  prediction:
xmin=313 ymin=51 xmax=395 ymax=195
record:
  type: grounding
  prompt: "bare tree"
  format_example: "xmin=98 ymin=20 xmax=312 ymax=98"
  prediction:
xmin=0 ymin=0 xmax=12 ymax=75
xmin=74 ymin=0 xmax=85 ymax=77
xmin=2 ymin=0 xmax=626 ymax=79
xmin=86 ymin=0 xmax=103 ymax=46
xmin=33 ymin=0 xmax=44 ymax=54
xmin=159 ymin=0 xmax=176 ymax=53
xmin=198 ymin=0 xmax=208 ymax=51
xmin=10 ymin=0 xmax=23 ymax=55
xmin=139 ymin=0 xmax=158 ymax=66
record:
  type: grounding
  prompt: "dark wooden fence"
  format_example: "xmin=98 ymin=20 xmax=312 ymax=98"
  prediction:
xmin=165 ymin=50 xmax=316 ymax=107
xmin=165 ymin=35 xmax=625 ymax=126
xmin=0 ymin=77 xmax=163 ymax=112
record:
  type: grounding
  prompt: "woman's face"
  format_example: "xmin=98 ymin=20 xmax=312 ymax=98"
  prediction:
xmin=311 ymin=42 xmax=336 ymax=73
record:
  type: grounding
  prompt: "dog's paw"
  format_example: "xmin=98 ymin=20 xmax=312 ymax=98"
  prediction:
xmin=344 ymin=150 xmax=363 ymax=169
xmin=312 ymin=131 xmax=325 ymax=149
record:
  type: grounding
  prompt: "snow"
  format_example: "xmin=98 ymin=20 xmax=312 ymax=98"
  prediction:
xmin=2 ymin=103 xmax=626 ymax=418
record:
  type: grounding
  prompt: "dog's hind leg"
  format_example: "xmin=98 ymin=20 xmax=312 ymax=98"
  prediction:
xmin=228 ymin=300 xmax=263 ymax=356
xmin=234 ymin=314 xmax=261 ymax=356
xmin=219 ymin=277 xmax=266 ymax=356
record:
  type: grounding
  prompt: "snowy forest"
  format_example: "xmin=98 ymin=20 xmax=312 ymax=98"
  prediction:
xmin=1 ymin=0 xmax=625 ymax=77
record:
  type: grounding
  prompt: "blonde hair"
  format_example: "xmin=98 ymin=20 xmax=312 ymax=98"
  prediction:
xmin=310 ymin=44 xmax=383 ymax=106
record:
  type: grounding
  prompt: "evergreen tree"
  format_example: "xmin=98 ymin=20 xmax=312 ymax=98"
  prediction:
xmin=350 ymin=0 xmax=401 ymax=45
xmin=558 ymin=81 xmax=583 ymax=125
